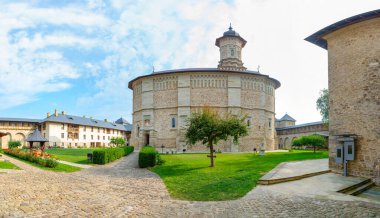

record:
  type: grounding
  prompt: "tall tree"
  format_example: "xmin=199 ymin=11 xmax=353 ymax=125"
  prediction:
xmin=316 ymin=88 xmax=329 ymax=123
xmin=185 ymin=107 xmax=248 ymax=167
xmin=110 ymin=137 xmax=126 ymax=147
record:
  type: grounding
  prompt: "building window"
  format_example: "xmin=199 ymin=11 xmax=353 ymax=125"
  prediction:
xmin=84 ymin=143 xmax=86 ymax=147
xmin=137 ymin=125 xmax=140 ymax=137
xmin=268 ymin=118 xmax=272 ymax=129
xmin=75 ymin=143 xmax=77 ymax=147
xmin=247 ymin=119 xmax=251 ymax=127
xmin=61 ymin=124 xmax=65 ymax=130
xmin=83 ymin=135 xmax=86 ymax=139
xmin=97 ymin=135 xmax=100 ymax=140
xmin=103 ymin=136 xmax=105 ymax=140
xmin=62 ymin=142 xmax=64 ymax=147
xmin=171 ymin=117 xmax=176 ymax=128
xmin=84 ymin=126 xmax=86 ymax=132
xmin=61 ymin=133 xmax=64 ymax=139
xmin=44 ymin=133 xmax=46 ymax=138
xmin=98 ymin=128 xmax=100 ymax=133
xmin=230 ymin=48 xmax=235 ymax=57
xmin=91 ymin=135 xmax=93 ymax=140
xmin=91 ymin=127 xmax=93 ymax=132
xmin=103 ymin=128 xmax=105 ymax=133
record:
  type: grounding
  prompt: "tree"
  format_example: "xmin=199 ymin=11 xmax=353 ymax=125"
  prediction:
xmin=8 ymin=141 xmax=21 ymax=149
xmin=292 ymin=135 xmax=326 ymax=153
xmin=110 ymin=137 xmax=126 ymax=147
xmin=185 ymin=107 xmax=248 ymax=167
xmin=316 ymin=88 xmax=329 ymax=123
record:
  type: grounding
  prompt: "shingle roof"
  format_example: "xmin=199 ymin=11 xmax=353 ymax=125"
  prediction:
xmin=42 ymin=114 xmax=131 ymax=132
xmin=276 ymin=121 xmax=324 ymax=131
xmin=305 ymin=9 xmax=380 ymax=49
xmin=26 ymin=129 xmax=48 ymax=142
xmin=129 ymin=68 xmax=281 ymax=89
xmin=0 ymin=117 xmax=41 ymax=123
xmin=279 ymin=114 xmax=296 ymax=122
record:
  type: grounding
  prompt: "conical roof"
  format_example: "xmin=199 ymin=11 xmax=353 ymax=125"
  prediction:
xmin=280 ymin=114 xmax=296 ymax=122
xmin=26 ymin=129 xmax=48 ymax=142
xmin=115 ymin=117 xmax=129 ymax=124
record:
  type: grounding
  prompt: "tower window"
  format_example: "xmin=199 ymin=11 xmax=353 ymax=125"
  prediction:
xmin=230 ymin=48 xmax=235 ymax=57
xmin=171 ymin=117 xmax=176 ymax=128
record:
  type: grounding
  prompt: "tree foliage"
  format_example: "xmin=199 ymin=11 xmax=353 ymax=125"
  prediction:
xmin=8 ymin=141 xmax=21 ymax=149
xmin=110 ymin=137 xmax=126 ymax=147
xmin=316 ymin=88 xmax=329 ymax=123
xmin=185 ymin=107 xmax=248 ymax=167
xmin=292 ymin=135 xmax=326 ymax=153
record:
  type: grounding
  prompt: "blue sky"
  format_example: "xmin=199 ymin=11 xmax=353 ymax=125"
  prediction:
xmin=0 ymin=0 xmax=379 ymax=124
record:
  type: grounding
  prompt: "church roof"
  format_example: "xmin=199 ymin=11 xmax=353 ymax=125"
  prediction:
xmin=215 ymin=24 xmax=247 ymax=47
xmin=128 ymin=68 xmax=281 ymax=89
xmin=26 ymin=129 xmax=48 ymax=142
xmin=279 ymin=114 xmax=296 ymax=122
xmin=305 ymin=9 xmax=380 ymax=49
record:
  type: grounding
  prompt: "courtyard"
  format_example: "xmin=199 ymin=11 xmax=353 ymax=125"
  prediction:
xmin=1 ymin=152 xmax=379 ymax=217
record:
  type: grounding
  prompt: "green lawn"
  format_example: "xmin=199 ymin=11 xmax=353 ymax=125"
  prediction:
xmin=151 ymin=150 xmax=328 ymax=201
xmin=0 ymin=161 xmax=21 ymax=170
xmin=45 ymin=148 xmax=98 ymax=164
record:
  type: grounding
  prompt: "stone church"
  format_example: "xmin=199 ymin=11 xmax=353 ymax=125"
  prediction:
xmin=129 ymin=26 xmax=280 ymax=152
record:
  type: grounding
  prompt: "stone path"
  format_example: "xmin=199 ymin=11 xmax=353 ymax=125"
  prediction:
xmin=57 ymin=160 xmax=93 ymax=169
xmin=0 ymin=153 xmax=379 ymax=217
xmin=259 ymin=158 xmax=330 ymax=184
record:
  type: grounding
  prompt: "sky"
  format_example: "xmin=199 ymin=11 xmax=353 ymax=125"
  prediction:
xmin=0 ymin=0 xmax=379 ymax=124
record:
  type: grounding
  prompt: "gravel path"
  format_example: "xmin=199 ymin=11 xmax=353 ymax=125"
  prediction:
xmin=0 ymin=153 xmax=379 ymax=217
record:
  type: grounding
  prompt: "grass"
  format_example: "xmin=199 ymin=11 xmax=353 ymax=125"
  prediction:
xmin=45 ymin=148 xmax=99 ymax=164
xmin=151 ymin=150 xmax=328 ymax=201
xmin=0 ymin=161 xmax=21 ymax=170
xmin=3 ymin=154 xmax=81 ymax=172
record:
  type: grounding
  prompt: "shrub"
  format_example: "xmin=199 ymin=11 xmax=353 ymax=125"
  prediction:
xmin=3 ymin=149 xmax=58 ymax=168
xmin=92 ymin=146 xmax=134 ymax=165
xmin=8 ymin=141 xmax=21 ymax=149
xmin=139 ymin=146 xmax=159 ymax=168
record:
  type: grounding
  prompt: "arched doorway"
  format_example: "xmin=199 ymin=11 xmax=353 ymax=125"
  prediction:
xmin=284 ymin=137 xmax=289 ymax=149
xmin=14 ymin=133 xmax=26 ymax=147
xmin=144 ymin=132 xmax=150 ymax=146
xmin=0 ymin=133 xmax=11 ymax=149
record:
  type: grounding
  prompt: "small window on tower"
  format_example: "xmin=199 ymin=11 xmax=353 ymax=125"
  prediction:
xmin=230 ymin=48 xmax=235 ymax=57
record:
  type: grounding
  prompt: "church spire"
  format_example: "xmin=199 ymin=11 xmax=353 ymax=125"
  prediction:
xmin=215 ymin=25 xmax=247 ymax=71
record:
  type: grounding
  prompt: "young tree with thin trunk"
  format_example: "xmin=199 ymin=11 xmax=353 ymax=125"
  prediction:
xmin=185 ymin=107 xmax=248 ymax=167
xmin=316 ymin=88 xmax=329 ymax=123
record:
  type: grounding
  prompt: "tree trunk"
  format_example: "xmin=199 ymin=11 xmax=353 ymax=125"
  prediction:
xmin=209 ymin=140 xmax=214 ymax=167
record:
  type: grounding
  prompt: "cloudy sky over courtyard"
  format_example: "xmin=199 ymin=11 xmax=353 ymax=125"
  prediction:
xmin=0 ymin=0 xmax=378 ymax=123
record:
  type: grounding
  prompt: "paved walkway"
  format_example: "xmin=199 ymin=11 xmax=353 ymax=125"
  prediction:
xmin=0 ymin=154 xmax=379 ymax=217
xmin=259 ymin=158 xmax=329 ymax=184
xmin=57 ymin=160 xmax=93 ymax=169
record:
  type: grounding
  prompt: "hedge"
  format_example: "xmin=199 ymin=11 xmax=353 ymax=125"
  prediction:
xmin=139 ymin=146 xmax=160 ymax=168
xmin=93 ymin=146 xmax=134 ymax=165
xmin=3 ymin=149 xmax=58 ymax=168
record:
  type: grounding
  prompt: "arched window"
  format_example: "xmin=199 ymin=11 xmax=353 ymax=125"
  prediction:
xmin=171 ymin=117 xmax=176 ymax=128
xmin=230 ymin=48 xmax=235 ymax=57
xmin=247 ymin=119 xmax=251 ymax=127
xmin=136 ymin=125 xmax=140 ymax=137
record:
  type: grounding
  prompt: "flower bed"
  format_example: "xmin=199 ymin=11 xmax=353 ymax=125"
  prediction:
xmin=3 ymin=149 xmax=58 ymax=168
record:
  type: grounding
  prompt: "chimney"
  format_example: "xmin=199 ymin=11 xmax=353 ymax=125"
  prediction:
xmin=47 ymin=112 xmax=51 ymax=117
xmin=83 ymin=115 xmax=86 ymax=118
xmin=62 ymin=111 xmax=66 ymax=115
xmin=54 ymin=109 xmax=58 ymax=117
xmin=104 ymin=119 xmax=108 ymax=122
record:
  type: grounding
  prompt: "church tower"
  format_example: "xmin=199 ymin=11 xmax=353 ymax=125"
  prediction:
xmin=215 ymin=24 xmax=247 ymax=71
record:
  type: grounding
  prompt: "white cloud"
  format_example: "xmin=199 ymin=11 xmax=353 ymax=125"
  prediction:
xmin=0 ymin=2 xmax=107 ymax=110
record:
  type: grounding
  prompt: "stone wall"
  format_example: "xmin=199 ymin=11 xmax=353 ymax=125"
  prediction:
xmin=324 ymin=18 xmax=380 ymax=184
